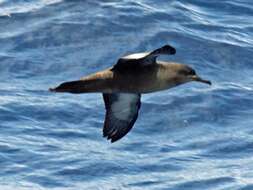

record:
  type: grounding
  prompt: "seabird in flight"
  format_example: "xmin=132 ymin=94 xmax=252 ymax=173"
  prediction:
xmin=50 ymin=45 xmax=211 ymax=142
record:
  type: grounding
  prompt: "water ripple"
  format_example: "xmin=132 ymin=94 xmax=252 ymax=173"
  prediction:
xmin=0 ymin=0 xmax=252 ymax=189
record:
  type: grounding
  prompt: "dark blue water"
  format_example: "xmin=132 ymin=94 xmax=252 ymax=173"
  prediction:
xmin=0 ymin=0 xmax=253 ymax=189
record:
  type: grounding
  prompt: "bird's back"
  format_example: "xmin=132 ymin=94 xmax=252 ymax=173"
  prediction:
xmin=80 ymin=62 xmax=177 ymax=93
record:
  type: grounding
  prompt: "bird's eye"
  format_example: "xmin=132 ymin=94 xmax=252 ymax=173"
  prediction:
xmin=189 ymin=70 xmax=196 ymax=75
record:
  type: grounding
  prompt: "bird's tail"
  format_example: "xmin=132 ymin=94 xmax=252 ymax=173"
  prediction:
xmin=49 ymin=80 xmax=88 ymax=94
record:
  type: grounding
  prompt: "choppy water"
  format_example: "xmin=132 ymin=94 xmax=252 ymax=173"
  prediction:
xmin=0 ymin=0 xmax=253 ymax=189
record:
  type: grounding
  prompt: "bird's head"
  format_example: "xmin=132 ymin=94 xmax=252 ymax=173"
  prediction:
xmin=175 ymin=64 xmax=211 ymax=85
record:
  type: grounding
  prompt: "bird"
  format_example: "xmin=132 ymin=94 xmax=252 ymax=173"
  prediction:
xmin=49 ymin=44 xmax=211 ymax=143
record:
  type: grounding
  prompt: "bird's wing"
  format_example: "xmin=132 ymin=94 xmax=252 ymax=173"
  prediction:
xmin=102 ymin=93 xmax=141 ymax=143
xmin=112 ymin=44 xmax=176 ymax=71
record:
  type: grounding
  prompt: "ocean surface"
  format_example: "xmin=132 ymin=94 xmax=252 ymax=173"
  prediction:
xmin=0 ymin=0 xmax=253 ymax=189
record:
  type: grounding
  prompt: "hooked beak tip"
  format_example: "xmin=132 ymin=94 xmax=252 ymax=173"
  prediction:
xmin=204 ymin=80 xmax=212 ymax=85
xmin=193 ymin=76 xmax=212 ymax=85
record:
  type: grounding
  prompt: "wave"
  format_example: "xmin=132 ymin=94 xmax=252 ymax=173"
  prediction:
xmin=0 ymin=0 xmax=63 ymax=17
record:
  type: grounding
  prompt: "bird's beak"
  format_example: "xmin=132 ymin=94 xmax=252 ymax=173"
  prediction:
xmin=192 ymin=75 xmax=211 ymax=85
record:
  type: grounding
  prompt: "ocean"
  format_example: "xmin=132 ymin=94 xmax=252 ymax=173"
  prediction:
xmin=0 ymin=0 xmax=253 ymax=189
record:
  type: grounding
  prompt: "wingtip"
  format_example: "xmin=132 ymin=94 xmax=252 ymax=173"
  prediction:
xmin=110 ymin=138 xmax=117 ymax=143
xmin=103 ymin=134 xmax=119 ymax=143
xmin=163 ymin=44 xmax=176 ymax=55
xmin=152 ymin=44 xmax=176 ymax=56
xmin=108 ymin=135 xmax=122 ymax=143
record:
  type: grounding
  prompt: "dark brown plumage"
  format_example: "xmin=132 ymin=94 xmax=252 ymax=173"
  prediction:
xmin=50 ymin=45 xmax=211 ymax=142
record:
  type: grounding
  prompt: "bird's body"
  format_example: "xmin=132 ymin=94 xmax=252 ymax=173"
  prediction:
xmin=55 ymin=62 xmax=187 ymax=94
xmin=50 ymin=45 xmax=211 ymax=142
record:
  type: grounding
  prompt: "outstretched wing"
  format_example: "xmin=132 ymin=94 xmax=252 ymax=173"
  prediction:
xmin=102 ymin=93 xmax=141 ymax=143
xmin=112 ymin=44 xmax=176 ymax=71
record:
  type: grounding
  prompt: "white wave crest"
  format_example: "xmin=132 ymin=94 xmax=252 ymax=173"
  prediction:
xmin=0 ymin=0 xmax=63 ymax=17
